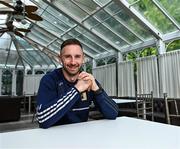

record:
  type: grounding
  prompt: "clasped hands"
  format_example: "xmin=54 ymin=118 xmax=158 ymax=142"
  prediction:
xmin=75 ymin=71 xmax=99 ymax=93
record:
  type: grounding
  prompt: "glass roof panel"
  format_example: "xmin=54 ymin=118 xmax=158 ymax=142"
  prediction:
xmin=63 ymin=32 xmax=98 ymax=56
xmin=38 ymin=50 xmax=57 ymax=66
xmin=157 ymin=0 xmax=180 ymax=24
xmin=0 ymin=50 xmax=8 ymax=65
xmin=32 ymin=0 xmax=48 ymax=9
xmin=6 ymin=50 xmax=18 ymax=66
xmin=95 ymin=9 xmax=140 ymax=43
xmin=48 ymin=44 xmax=59 ymax=52
xmin=84 ymin=17 xmax=99 ymax=28
xmin=42 ymin=11 xmax=69 ymax=31
xmin=34 ymin=50 xmax=50 ymax=65
xmin=104 ymin=1 xmax=120 ymax=14
xmin=46 ymin=6 xmax=75 ymax=27
xmin=127 ymin=0 xmax=177 ymax=34
xmin=13 ymin=39 xmax=35 ymax=66
xmin=54 ymin=0 xmax=88 ymax=20
xmin=36 ymin=19 xmax=64 ymax=37
xmin=92 ymin=24 xmax=127 ymax=46
xmin=76 ymin=34 xmax=103 ymax=53
xmin=49 ymin=41 xmax=61 ymax=51
xmin=28 ymin=50 xmax=48 ymax=65
xmin=104 ymin=17 xmax=139 ymax=43
xmin=68 ymin=25 xmax=115 ymax=53
xmin=27 ymin=33 xmax=48 ymax=46
xmin=68 ymin=28 xmax=81 ymax=37
xmin=82 ymin=31 xmax=115 ymax=51
xmin=94 ymin=0 xmax=111 ymax=6
xmin=29 ymin=27 xmax=56 ymax=46
xmin=82 ymin=44 xmax=99 ymax=55
xmin=72 ymin=0 xmax=99 ymax=13
xmin=106 ymin=1 xmax=153 ymax=40
xmin=75 ymin=26 xmax=113 ymax=52
xmin=32 ymin=26 xmax=56 ymax=40
xmin=95 ymin=9 xmax=110 ymax=21
xmin=21 ymin=50 xmax=38 ymax=66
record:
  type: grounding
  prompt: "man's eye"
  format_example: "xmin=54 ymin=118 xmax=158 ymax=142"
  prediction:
xmin=75 ymin=55 xmax=81 ymax=58
xmin=64 ymin=55 xmax=71 ymax=58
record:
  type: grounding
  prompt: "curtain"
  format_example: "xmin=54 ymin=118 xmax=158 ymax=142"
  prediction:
xmin=92 ymin=63 xmax=116 ymax=96
xmin=23 ymin=74 xmax=43 ymax=95
xmin=136 ymin=56 xmax=159 ymax=97
xmin=158 ymin=50 xmax=180 ymax=98
xmin=118 ymin=61 xmax=135 ymax=97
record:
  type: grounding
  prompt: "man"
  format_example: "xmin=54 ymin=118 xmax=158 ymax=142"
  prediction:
xmin=37 ymin=38 xmax=118 ymax=128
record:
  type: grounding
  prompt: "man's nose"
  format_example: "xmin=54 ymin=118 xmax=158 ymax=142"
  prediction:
xmin=70 ymin=57 xmax=76 ymax=64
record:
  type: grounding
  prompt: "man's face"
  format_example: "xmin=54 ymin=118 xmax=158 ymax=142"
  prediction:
xmin=60 ymin=44 xmax=84 ymax=77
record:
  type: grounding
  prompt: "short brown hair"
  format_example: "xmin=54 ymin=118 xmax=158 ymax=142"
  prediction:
xmin=61 ymin=38 xmax=82 ymax=51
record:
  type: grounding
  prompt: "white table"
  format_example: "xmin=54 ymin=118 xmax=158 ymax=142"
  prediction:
xmin=113 ymin=98 xmax=136 ymax=104
xmin=0 ymin=117 xmax=180 ymax=149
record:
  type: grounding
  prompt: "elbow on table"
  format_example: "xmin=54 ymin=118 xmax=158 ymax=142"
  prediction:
xmin=105 ymin=110 xmax=118 ymax=120
xmin=39 ymin=122 xmax=53 ymax=129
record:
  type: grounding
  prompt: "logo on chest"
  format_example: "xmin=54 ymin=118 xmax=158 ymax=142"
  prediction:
xmin=59 ymin=82 xmax=63 ymax=86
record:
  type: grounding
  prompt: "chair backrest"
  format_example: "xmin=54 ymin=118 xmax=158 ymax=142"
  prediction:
xmin=136 ymin=91 xmax=154 ymax=121
xmin=164 ymin=93 xmax=180 ymax=125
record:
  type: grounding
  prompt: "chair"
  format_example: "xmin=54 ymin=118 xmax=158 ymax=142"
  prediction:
xmin=32 ymin=110 xmax=36 ymax=123
xmin=164 ymin=93 xmax=180 ymax=125
xmin=31 ymin=95 xmax=37 ymax=123
xmin=136 ymin=91 xmax=154 ymax=121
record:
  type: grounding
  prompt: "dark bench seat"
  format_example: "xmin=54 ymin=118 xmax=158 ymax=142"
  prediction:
xmin=0 ymin=96 xmax=22 ymax=122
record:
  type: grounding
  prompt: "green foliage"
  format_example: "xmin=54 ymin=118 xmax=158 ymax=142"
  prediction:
xmin=166 ymin=39 xmax=180 ymax=52
xmin=126 ymin=47 xmax=157 ymax=61
xmin=140 ymin=47 xmax=158 ymax=57
xmin=126 ymin=52 xmax=137 ymax=61
xmin=85 ymin=62 xmax=92 ymax=73
xmin=96 ymin=59 xmax=106 ymax=66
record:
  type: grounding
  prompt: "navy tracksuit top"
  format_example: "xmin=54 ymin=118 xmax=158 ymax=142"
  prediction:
xmin=36 ymin=68 xmax=118 ymax=128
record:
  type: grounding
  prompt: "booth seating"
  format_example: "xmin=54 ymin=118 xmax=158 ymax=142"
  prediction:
xmin=0 ymin=96 xmax=22 ymax=122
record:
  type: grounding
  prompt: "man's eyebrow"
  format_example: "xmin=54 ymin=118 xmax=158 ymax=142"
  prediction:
xmin=63 ymin=54 xmax=82 ymax=56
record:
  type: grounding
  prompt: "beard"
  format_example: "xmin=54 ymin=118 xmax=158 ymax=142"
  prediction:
xmin=63 ymin=64 xmax=81 ymax=77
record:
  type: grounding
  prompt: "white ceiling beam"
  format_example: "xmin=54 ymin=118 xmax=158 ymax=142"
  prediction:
xmin=122 ymin=30 xmax=180 ymax=53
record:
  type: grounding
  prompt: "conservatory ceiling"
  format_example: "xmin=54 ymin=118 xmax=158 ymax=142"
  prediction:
xmin=0 ymin=0 xmax=179 ymax=69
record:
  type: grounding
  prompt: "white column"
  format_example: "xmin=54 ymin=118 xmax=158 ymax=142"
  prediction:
xmin=92 ymin=59 xmax=97 ymax=68
xmin=0 ymin=69 xmax=2 ymax=95
xmin=117 ymin=52 xmax=123 ymax=96
xmin=32 ymin=68 xmax=35 ymax=75
xmin=157 ymin=39 xmax=166 ymax=54
xmin=12 ymin=69 xmax=17 ymax=96
xmin=118 ymin=52 xmax=123 ymax=63
xmin=83 ymin=64 xmax=87 ymax=71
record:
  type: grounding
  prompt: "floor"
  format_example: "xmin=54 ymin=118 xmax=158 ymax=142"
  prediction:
xmin=0 ymin=112 xmax=38 ymax=133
